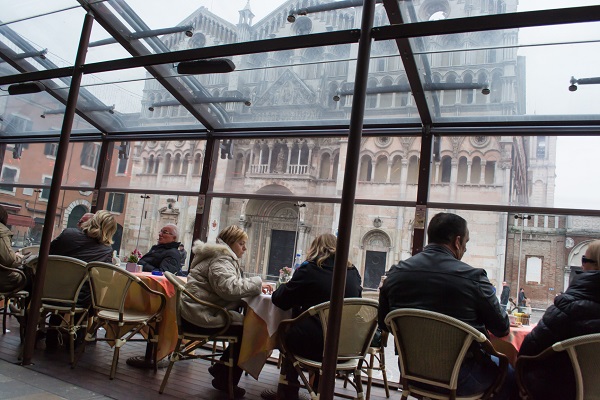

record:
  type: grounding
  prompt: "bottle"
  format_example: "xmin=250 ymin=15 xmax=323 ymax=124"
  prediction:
xmin=293 ymin=253 xmax=302 ymax=270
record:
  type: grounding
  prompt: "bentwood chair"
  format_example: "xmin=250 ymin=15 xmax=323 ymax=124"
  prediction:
xmin=385 ymin=308 xmax=508 ymax=400
xmin=78 ymin=262 xmax=166 ymax=379
xmin=159 ymin=272 xmax=239 ymax=399
xmin=0 ymin=263 xmax=28 ymax=341
xmin=277 ymin=298 xmax=380 ymax=399
xmin=516 ymin=333 xmax=600 ymax=400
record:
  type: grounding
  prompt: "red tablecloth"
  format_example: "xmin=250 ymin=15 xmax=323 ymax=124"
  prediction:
xmin=490 ymin=324 xmax=535 ymax=366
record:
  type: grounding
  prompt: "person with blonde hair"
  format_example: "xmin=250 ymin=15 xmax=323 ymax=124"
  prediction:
xmin=271 ymin=233 xmax=362 ymax=399
xmin=47 ymin=210 xmax=117 ymax=349
xmin=519 ymin=239 xmax=600 ymax=399
xmin=180 ymin=225 xmax=271 ymax=398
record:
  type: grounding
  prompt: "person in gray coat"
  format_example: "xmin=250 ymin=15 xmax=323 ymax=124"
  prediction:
xmin=180 ymin=225 xmax=271 ymax=398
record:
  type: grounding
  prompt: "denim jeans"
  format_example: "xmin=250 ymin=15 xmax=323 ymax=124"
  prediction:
xmin=457 ymin=355 xmax=516 ymax=400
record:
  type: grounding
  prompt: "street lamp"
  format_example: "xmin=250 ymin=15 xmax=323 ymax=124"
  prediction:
xmin=292 ymin=202 xmax=306 ymax=268
xmin=514 ymin=214 xmax=531 ymax=308
xmin=136 ymin=195 xmax=150 ymax=251
xmin=30 ymin=189 xmax=43 ymax=243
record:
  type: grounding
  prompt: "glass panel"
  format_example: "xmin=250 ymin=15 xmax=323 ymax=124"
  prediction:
xmin=398 ymin=0 xmax=598 ymax=23
xmin=0 ymin=90 xmax=99 ymax=138
xmin=213 ymin=137 xmax=341 ymax=198
xmin=429 ymin=135 xmax=600 ymax=210
xmin=110 ymin=191 xmax=198 ymax=265
xmin=106 ymin=140 xmax=206 ymax=191
xmin=0 ymin=1 xmax=80 ymax=25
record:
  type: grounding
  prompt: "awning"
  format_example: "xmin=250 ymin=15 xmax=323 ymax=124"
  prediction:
xmin=7 ymin=214 xmax=35 ymax=228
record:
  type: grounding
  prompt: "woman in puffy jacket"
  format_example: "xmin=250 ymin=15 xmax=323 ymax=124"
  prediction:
xmin=0 ymin=205 xmax=25 ymax=294
xmin=519 ymin=239 xmax=600 ymax=399
xmin=180 ymin=225 xmax=271 ymax=398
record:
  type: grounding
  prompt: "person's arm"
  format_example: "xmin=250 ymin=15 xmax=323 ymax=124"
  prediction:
xmin=477 ymin=271 xmax=509 ymax=337
xmin=208 ymin=257 xmax=262 ymax=300
xmin=271 ymin=265 xmax=311 ymax=311
xmin=0 ymin=232 xmax=19 ymax=267
xmin=378 ymin=281 xmax=391 ymax=331
xmin=158 ymin=250 xmax=180 ymax=274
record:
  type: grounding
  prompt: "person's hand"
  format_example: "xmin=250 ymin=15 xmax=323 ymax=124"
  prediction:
xmin=261 ymin=283 xmax=273 ymax=295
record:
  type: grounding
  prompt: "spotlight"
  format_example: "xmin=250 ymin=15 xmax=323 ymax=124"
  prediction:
xmin=569 ymin=84 xmax=578 ymax=92
xmin=481 ymin=87 xmax=490 ymax=95
xmin=177 ymin=58 xmax=235 ymax=75
xmin=333 ymin=94 xmax=340 ymax=102
xmin=185 ymin=30 xmax=193 ymax=37
xmin=148 ymin=106 xmax=155 ymax=112
xmin=244 ymin=100 xmax=252 ymax=106
xmin=108 ymin=109 xmax=115 ymax=114
xmin=40 ymin=114 xmax=46 ymax=118
xmin=287 ymin=15 xmax=296 ymax=22
xmin=8 ymin=81 xmax=44 ymax=95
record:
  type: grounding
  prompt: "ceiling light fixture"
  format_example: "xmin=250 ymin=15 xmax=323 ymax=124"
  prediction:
xmin=288 ymin=0 xmax=383 ymax=22
xmin=177 ymin=58 xmax=236 ymax=75
xmin=8 ymin=82 xmax=44 ymax=95
xmin=333 ymin=82 xmax=490 ymax=100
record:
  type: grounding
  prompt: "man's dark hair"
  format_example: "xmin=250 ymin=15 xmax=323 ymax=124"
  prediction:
xmin=0 ymin=205 xmax=7 ymax=226
xmin=427 ymin=212 xmax=468 ymax=245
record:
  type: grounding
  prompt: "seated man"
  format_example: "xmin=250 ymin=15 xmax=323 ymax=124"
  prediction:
xmin=138 ymin=224 xmax=182 ymax=275
xmin=378 ymin=212 xmax=515 ymax=399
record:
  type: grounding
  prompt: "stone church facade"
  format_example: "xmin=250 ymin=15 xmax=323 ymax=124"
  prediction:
xmin=124 ymin=0 xmax=558 ymax=292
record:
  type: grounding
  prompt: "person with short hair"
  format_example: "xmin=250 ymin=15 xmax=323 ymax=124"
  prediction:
xmin=180 ymin=225 xmax=272 ymax=398
xmin=378 ymin=212 xmax=514 ymax=399
xmin=178 ymin=243 xmax=187 ymax=268
xmin=138 ymin=224 xmax=181 ymax=274
xmin=500 ymin=281 xmax=510 ymax=312
xmin=518 ymin=240 xmax=600 ymax=400
xmin=77 ymin=212 xmax=94 ymax=229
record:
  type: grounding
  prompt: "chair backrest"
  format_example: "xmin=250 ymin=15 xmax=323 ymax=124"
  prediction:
xmin=87 ymin=261 xmax=139 ymax=314
xmin=310 ymin=298 xmax=379 ymax=361
xmin=163 ymin=271 xmax=232 ymax=337
xmin=553 ymin=333 xmax=600 ymax=400
xmin=28 ymin=255 xmax=88 ymax=305
xmin=385 ymin=308 xmax=488 ymax=394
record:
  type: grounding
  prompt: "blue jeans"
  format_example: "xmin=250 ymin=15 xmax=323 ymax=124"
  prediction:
xmin=457 ymin=355 xmax=516 ymax=400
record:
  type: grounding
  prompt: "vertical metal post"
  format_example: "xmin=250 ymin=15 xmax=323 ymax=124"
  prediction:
xmin=515 ymin=214 xmax=530 ymax=310
xmin=320 ymin=0 xmax=375 ymax=398
xmin=22 ymin=12 xmax=95 ymax=365
xmin=136 ymin=195 xmax=150 ymax=250
xmin=194 ymin=136 xmax=219 ymax=242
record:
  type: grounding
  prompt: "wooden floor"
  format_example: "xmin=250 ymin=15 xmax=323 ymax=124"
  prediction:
xmin=0 ymin=316 xmax=399 ymax=400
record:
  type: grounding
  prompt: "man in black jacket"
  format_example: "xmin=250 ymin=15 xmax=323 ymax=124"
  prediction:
xmin=138 ymin=224 xmax=181 ymax=274
xmin=500 ymin=281 xmax=510 ymax=312
xmin=379 ymin=212 xmax=514 ymax=399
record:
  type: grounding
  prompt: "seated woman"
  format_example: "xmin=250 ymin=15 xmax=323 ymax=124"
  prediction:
xmin=519 ymin=239 xmax=600 ymax=399
xmin=179 ymin=225 xmax=271 ymax=398
xmin=0 ymin=205 xmax=25 ymax=294
xmin=271 ymin=233 xmax=363 ymax=399
xmin=46 ymin=210 xmax=117 ymax=348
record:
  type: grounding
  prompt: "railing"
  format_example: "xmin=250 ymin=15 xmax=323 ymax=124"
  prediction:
xmin=287 ymin=164 xmax=308 ymax=175
xmin=248 ymin=164 xmax=310 ymax=176
xmin=250 ymin=164 xmax=269 ymax=174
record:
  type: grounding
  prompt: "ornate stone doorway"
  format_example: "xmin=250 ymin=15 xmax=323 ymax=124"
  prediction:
xmin=362 ymin=230 xmax=392 ymax=289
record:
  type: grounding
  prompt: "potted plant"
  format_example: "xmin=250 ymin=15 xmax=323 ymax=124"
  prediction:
xmin=125 ymin=249 xmax=142 ymax=272
xmin=276 ymin=266 xmax=293 ymax=289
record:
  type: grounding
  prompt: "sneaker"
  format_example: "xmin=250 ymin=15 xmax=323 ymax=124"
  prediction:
xmin=211 ymin=378 xmax=246 ymax=398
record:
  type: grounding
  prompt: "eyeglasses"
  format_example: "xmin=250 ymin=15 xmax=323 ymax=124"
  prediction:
xmin=159 ymin=230 xmax=173 ymax=235
xmin=582 ymin=255 xmax=597 ymax=264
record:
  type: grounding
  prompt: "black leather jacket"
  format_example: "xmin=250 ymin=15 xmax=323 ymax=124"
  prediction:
xmin=378 ymin=244 xmax=509 ymax=338
xmin=139 ymin=241 xmax=181 ymax=274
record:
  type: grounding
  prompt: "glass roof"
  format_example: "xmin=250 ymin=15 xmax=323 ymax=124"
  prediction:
xmin=0 ymin=0 xmax=598 ymax=138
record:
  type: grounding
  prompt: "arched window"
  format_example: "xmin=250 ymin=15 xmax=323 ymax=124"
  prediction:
xmin=147 ymin=155 xmax=155 ymax=174
xmin=181 ymin=154 xmax=189 ymax=176
xmin=476 ymin=72 xmax=488 ymax=104
xmin=192 ymin=153 xmax=202 ymax=175
xmin=319 ymin=153 xmax=331 ymax=179
xmin=234 ymin=153 xmax=244 ymax=177
xmin=164 ymin=154 xmax=172 ymax=174
xmin=374 ymin=156 xmax=388 ymax=182
xmin=332 ymin=153 xmax=339 ymax=180
xmin=443 ymin=75 xmax=457 ymax=105
xmin=407 ymin=155 xmax=419 ymax=184
xmin=172 ymin=153 xmax=181 ymax=175
xmin=328 ymin=82 xmax=338 ymax=109
xmin=359 ymin=155 xmax=372 ymax=181
xmin=457 ymin=156 xmax=468 ymax=183
xmin=440 ymin=155 xmax=452 ymax=183
xmin=366 ymin=78 xmax=378 ymax=108
xmin=398 ymin=76 xmax=409 ymax=106
xmin=461 ymin=74 xmax=474 ymax=104
xmin=485 ymin=161 xmax=495 ymax=184
xmin=491 ymin=72 xmax=503 ymax=103
xmin=470 ymin=157 xmax=482 ymax=183
xmin=380 ymin=77 xmax=393 ymax=108
xmin=390 ymin=156 xmax=402 ymax=182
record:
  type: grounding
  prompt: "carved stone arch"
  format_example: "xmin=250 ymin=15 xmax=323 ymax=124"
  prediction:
xmin=568 ymin=240 xmax=593 ymax=268
xmin=362 ymin=229 xmax=391 ymax=250
xmin=62 ymin=199 xmax=92 ymax=229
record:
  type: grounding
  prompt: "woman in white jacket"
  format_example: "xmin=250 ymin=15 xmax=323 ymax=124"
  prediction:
xmin=180 ymin=225 xmax=271 ymax=398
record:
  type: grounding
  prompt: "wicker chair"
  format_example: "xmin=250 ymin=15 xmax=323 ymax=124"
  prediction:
xmin=516 ymin=333 xmax=600 ymax=400
xmin=0 ymin=263 xmax=28 ymax=341
xmin=384 ymin=308 xmax=509 ymax=400
xmin=277 ymin=298 xmax=380 ymax=399
xmin=159 ymin=272 xmax=239 ymax=399
xmin=78 ymin=262 xmax=166 ymax=379
xmin=29 ymin=255 xmax=89 ymax=366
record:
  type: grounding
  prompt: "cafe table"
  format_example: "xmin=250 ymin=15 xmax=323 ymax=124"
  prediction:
xmin=490 ymin=323 xmax=535 ymax=367
xmin=239 ymin=293 xmax=292 ymax=379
